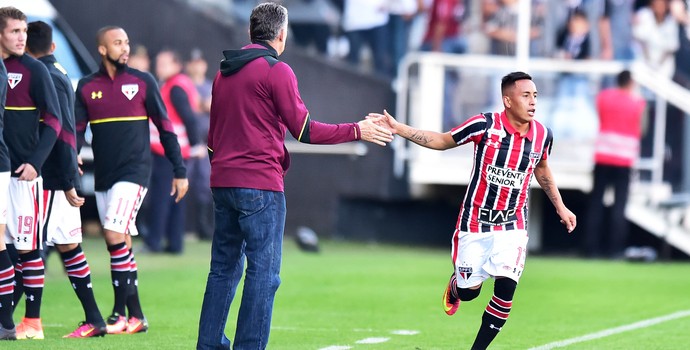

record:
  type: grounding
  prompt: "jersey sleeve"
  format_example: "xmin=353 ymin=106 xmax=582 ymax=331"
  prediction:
xmin=28 ymin=62 xmax=62 ymax=172
xmin=450 ymin=114 xmax=488 ymax=145
xmin=270 ymin=63 xmax=359 ymax=144
xmin=542 ymin=127 xmax=554 ymax=161
xmin=51 ymin=72 xmax=79 ymax=190
xmin=144 ymin=72 xmax=186 ymax=178
xmin=74 ymin=78 xmax=89 ymax=152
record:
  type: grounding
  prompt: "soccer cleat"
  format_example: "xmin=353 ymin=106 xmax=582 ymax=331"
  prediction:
xmin=126 ymin=316 xmax=148 ymax=334
xmin=63 ymin=322 xmax=107 ymax=338
xmin=443 ymin=274 xmax=461 ymax=316
xmin=0 ymin=326 xmax=16 ymax=340
xmin=105 ymin=313 xmax=127 ymax=334
xmin=15 ymin=317 xmax=44 ymax=340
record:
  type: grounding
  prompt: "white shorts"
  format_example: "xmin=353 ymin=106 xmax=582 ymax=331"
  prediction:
xmin=96 ymin=182 xmax=147 ymax=236
xmin=5 ymin=177 xmax=43 ymax=251
xmin=43 ymin=190 xmax=83 ymax=246
xmin=451 ymin=229 xmax=529 ymax=288
xmin=0 ymin=172 xmax=9 ymax=225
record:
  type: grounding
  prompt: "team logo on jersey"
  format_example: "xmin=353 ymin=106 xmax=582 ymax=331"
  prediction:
xmin=485 ymin=164 xmax=526 ymax=189
xmin=486 ymin=139 xmax=501 ymax=148
xmin=529 ymin=152 xmax=541 ymax=160
xmin=7 ymin=73 xmax=22 ymax=89
xmin=457 ymin=266 xmax=473 ymax=280
xmin=91 ymin=91 xmax=103 ymax=99
xmin=121 ymin=84 xmax=139 ymax=100
xmin=487 ymin=128 xmax=506 ymax=138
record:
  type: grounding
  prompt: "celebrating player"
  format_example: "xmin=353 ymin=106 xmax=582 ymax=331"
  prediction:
xmin=75 ymin=26 xmax=188 ymax=335
xmin=369 ymin=71 xmax=576 ymax=350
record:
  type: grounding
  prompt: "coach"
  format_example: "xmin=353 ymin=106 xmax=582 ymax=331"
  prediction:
xmin=196 ymin=3 xmax=393 ymax=350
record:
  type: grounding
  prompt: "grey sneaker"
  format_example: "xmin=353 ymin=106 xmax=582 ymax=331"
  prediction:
xmin=0 ymin=326 xmax=16 ymax=340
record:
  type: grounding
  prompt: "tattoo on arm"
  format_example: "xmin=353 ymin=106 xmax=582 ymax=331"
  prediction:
xmin=538 ymin=173 xmax=560 ymax=204
xmin=407 ymin=129 xmax=432 ymax=145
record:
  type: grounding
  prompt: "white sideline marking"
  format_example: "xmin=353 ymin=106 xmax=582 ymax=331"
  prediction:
xmin=273 ymin=326 xmax=377 ymax=332
xmin=317 ymin=329 xmax=419 ymax=349
xmin=355 ymin=337 xmax=389 ymax=344
xmin=528 ymin=309 xmax=690 ymax=350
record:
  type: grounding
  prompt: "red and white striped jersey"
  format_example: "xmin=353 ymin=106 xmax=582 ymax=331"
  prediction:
xmin=450 ymin=111 xmax=553 ymax=233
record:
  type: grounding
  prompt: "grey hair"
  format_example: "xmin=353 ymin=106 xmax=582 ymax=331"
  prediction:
xmin=249 ymin=2 xmax=288 ymax=43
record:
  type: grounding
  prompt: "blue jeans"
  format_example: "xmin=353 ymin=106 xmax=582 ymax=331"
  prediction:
xmin=197 ymin=188 xmax=286 ymax=350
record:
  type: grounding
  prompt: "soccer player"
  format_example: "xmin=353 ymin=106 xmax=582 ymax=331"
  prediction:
xmin=26 ymin=20 xmax=107 ymax=338
xmin=196 ymin=3 xmax=393 ymax=349
xmin=75 ymin=26 xmax=188 ymax=335
xmin=369 ymin=72 xmax=577 ymax=350
xmin=0 ymin=41 xmax=15 ymax=342
xmin=0 ymin=6 xmax=62 ymax=340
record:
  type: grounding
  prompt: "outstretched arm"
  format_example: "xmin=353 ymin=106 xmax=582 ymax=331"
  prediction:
xmin=368 ymin=110 xmax=457 ymax=150
xmin=534 ymin=158 xmax=576 ymax=233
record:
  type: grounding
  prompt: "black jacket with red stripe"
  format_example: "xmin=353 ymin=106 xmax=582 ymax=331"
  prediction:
xmin=75 ymin=65 xmax=186 ymax=191
xmin=3 ymin=53 xmax=62 ymax=176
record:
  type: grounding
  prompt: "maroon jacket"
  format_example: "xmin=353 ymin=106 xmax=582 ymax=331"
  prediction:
xmin=208 ymin=43 xmax=361 ymax=192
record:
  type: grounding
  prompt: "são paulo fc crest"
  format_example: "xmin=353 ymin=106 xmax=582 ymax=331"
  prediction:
xmin=457 ymin=266 xmax=473 ymax=280
xmin=121 ymin=84 xmax=139 ymax=100
xmin=7 ymin=73 xmax=22 ymax=89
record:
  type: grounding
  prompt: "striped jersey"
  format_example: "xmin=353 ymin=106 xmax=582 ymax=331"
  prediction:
xmin=75 ymin=65 xmax=186 ymax=191
xmin=450 ymin=111 xmax=553 ymax=233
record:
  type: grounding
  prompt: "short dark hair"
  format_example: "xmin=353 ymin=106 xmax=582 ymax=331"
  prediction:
xmin=249 ymin=2 xmax=288 ymax=43
xmin=616 ymin=70 xmax=632 ymax=88
xmin=27 ymin=21 xmax=53 ymax=56
xmin=96 ymin=25 xmax=124 ymax=45
xmin=570 ymin=8 xmax=588 ymax=20
xmin=0 ymin=6 xmax=26 ymax=32
xmin=501 ymin=71 xmax=532 ymax=95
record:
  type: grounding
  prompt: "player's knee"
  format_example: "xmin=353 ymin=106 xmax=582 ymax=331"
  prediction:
xmin=457 ymin=285 xmax=482 ymax=301
xmin=494 ymin=277 xmax=517 ymax=300
xmin=55 ymin=243 xmax=79 ymax=253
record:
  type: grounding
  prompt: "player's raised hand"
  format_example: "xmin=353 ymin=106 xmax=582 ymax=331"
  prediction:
xmin=558 ymin=208 xmax=577 ymax=233
xmin=357 ymin=118 xmax=394 ymax=146
xmin=171 ymin=178 xmax=189 ymax=203
xmin=64 ymin=188 xmax=85 ymax=207
xmin=15 ymin=163 xmax=38 ymax=181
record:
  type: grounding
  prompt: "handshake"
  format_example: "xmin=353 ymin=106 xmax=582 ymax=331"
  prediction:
xmin=358 ymin=110 xmax=399 ymax=146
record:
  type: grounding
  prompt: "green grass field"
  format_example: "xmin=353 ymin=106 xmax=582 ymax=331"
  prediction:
xmin=3 ymin=237 xmax=690 ymax=349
